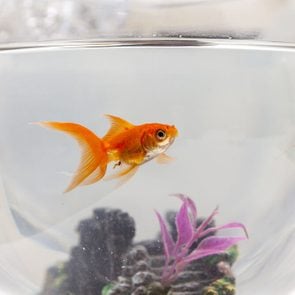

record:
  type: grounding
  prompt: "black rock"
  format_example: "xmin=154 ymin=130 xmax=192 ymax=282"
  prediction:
xmin=41 ymin=208 xmax=135 ymax=295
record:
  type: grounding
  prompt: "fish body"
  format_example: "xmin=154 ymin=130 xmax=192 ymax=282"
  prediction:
xmin=39 ymin=115 xmax=178 ymax=192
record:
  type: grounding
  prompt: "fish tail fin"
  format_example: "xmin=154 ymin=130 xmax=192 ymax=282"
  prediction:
xmin=38 ymin=121 xmax=108 ymax=192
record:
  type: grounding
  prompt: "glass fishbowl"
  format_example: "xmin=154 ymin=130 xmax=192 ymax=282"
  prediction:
xmin=0 ymin=1 xmax=295 ymax=295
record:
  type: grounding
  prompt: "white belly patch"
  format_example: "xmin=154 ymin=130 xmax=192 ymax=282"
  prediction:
xmin=143 ymin=144 xmax=169 ymax=163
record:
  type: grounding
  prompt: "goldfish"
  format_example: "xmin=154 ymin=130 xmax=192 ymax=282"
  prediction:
xmin=38 ymin=115 xmax=178 ymax=192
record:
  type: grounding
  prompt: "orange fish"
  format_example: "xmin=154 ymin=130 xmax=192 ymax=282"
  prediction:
xmin=38 ymin=115 xmax=178 ymax=192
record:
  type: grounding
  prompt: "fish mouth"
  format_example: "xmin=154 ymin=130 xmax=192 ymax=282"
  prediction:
xmin=170 ymin=125 xmax=179 ymax=138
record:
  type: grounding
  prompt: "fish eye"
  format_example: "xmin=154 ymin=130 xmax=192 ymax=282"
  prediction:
xmin=156 ymin=129 xmax=166 ymax=140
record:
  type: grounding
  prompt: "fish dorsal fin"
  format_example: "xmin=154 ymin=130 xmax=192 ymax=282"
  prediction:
xmin=103 ymin=114 xmax=134 ymax=140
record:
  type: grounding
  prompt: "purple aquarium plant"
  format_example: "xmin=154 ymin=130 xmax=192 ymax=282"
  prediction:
xmin=155 ymin=194 xmax=248 ymax=285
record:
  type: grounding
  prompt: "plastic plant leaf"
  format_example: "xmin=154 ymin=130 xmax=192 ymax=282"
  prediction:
xmin=198 ymin=222 xmax=249 ymax=239
xmin=175 ymin=200 xmax=194 ymax=247
xmin=155 ymin=210 xmax=175 ymax=259
xmin=193 ymin=206 xmax=219 ymax=239
xmin=184 ymin=236 xmax=247 ymax=264
xmin=101 ymin=283 xmax=115 ymax=295
xmin=172 ymin=193 xmax=197 ymax=222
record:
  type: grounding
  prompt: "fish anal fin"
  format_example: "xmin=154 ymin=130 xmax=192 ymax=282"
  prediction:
xmin=116 ymin=165 xmax=139 ymax=188
xmin=104 ymin=164 xmax=139 ymax=187
xmin=103 ymin=114 xmax=134 ymax=141
xmin=155 ymin=153 xmax=174 ymax=164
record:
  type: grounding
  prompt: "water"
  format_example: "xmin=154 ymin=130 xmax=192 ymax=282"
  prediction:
xmin=0 ymin=39 xmax=294 ymax=295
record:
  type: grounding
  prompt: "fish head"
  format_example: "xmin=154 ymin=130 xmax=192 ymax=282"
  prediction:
xmin=141 ymin=123 xmax=178 ymax=159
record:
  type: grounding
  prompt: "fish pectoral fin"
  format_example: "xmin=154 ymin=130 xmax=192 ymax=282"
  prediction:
xmin=155 ymin=153 xmax=175 ymax=164
xmin=103 ymin=114 xmax=135 ymax=141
